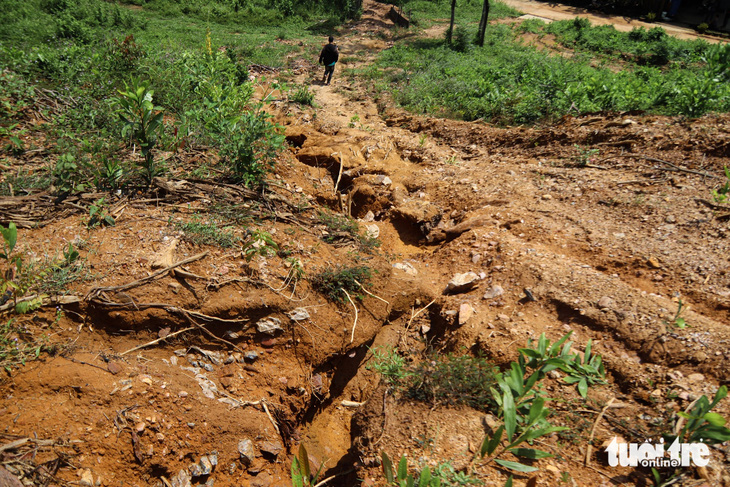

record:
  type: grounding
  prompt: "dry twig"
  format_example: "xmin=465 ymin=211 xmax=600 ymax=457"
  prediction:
xmin=86 ymin=251 xmax=209 ymax=300
xmin=585 ymin=397 xmax=615 ymax=466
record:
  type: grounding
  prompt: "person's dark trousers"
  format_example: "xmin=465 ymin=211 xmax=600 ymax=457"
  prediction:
xmin=323 ymin=64 xmax=335 ymax=85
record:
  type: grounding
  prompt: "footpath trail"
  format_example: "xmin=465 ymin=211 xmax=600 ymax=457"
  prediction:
xmin=501 ymin=0 xmax=726 ymax=42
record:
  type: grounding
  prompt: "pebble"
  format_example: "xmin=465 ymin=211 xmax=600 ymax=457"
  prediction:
xmin=287 ymin=308 xmax=311 ymax=321
xmin=444 ymin=272 xmax=480 ymax=294
xmin=597 ymin=296 xmax=614 ymax=310
xmin=393 ymin=262 xmax=418 ymax=276
xmin=483 ymin=285 xmax=504 ymax=300
xmin=256 ymin=317 xmax=283 ymax=336
xmin=258 ymin=440 xmax=284 ymax=458
xmin=79 ymin=469 xmax=95 ymax=487
xmin=107 ymin=361 xmax=123 ymax=375
xmin=647 ymin=257 xmax=662 ymax=269
xmin=687 ymin=373 xmax=705 ymax=382
xmin=458 ymin=303 xmax=474 ymax=326
xmin=260 ymin=338 xmax=277 ymax=348
xmin=244 ymin=351 xmax=259 ymax=362
xmin=171 ymin=469 xmax=192 ymax=487
xmin=497 ymin=314 xmax=510 ymax=322
xmin=238 ymin=439 xmax=255 ymax=465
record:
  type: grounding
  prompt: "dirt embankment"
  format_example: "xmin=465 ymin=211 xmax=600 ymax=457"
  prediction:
xmin=1 ymin=1 xmax=730 ymax=487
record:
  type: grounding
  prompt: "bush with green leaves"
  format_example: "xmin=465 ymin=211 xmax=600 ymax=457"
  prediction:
xmin=113 ymin=78 xmax=165 ymax=184
xmin=371 ymin=333 xmax=606 ymax=480
xmin=711 ymin=166 xmax=730 ymax=204
xmin=216 ymin=107 xmax=285 ymax=186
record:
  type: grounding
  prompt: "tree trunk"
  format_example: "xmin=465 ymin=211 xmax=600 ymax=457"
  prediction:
xmin=448 ymin=0 xmax=456 ymax=44
xmin=477 ymin=0 xmax=490 ymax=47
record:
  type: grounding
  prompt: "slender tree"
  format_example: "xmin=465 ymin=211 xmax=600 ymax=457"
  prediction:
xmin=447 ymin=0 xmax=457 ymax=44
xmin=476 ymin=0 xmax=490 ymax=47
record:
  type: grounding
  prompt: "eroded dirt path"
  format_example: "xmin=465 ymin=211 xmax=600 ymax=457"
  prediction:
xmin=1 ymin=1 xmax=730 ymax=486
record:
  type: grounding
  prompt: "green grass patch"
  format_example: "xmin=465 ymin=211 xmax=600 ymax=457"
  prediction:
xmin=175 ymin=216 xmax=239 ymax=248
xmin=369 ymin=17 xmax=730 ymax=124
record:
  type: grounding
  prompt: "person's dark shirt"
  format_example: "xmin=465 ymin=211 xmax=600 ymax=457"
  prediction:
xmin=319 ymin=43 xmax=339 ymax=65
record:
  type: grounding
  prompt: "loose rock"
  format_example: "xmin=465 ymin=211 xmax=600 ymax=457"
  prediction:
xmin=258 ymin=440 xmax=284 ymax=458
xmin=256 ymin=317 xmax=283 ymax=336
xmin=458 ymin=303 xmax=474 ymax=326
xmin=444 ymin=272 xmax=480 ymax=294
xmin=483 ymin=285 xmax=504 ymax=300
xmin=238 ymin=439 xmax=255 ymax=466
xmin=597 ymin=296 xmax=614 ymax=310
xmin=287 ymin=308 xmax=310 ymax=321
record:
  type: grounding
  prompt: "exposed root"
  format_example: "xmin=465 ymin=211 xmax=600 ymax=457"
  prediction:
xmin=343 ymin=288 xmax=359 ymax=343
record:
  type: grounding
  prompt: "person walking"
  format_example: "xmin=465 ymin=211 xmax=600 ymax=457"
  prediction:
xmin=319 ymin=36 xmax=339 ymax=86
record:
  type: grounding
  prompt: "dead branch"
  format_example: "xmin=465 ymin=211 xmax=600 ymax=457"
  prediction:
xmin=695 ymin=197 xmax=730 ymax=211
xmin=179 ymin=310 xmax=246 ymax=354
xmin=120 ymin=326 xmax=196 ymax=356
xmin=0 ymin=294 xmax=81 ymax=313
xmin=85 ymin=251 xmax=208 ymax=300
xmin=595 ymin=153 xmax=720 ymax=179
xmin=585 ymin=397 xmax=615 ymax=466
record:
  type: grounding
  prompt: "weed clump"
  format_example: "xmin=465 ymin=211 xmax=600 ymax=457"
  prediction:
xmin=176 ymin=217 xmax=238 ymax=248
xmin=311 ymin=265 xmax=372 ymax=303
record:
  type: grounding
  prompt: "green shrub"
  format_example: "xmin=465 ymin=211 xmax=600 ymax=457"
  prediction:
xmin=311 ymin=265 xmax=372 ymax=303
xmin=113 ymin=78 xmax=165 ymax=184
xmin=290 ymin=85 xmax=315 ymax=106
xmin=217 ymin=107 xmax=285 ymax=187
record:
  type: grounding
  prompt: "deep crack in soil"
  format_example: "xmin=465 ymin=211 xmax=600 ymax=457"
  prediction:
xmin=1 ymin=1 xmax=730 ymax=486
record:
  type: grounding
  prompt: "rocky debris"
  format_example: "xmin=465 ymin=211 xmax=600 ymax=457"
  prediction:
xmin=364 ymin=223 xmax=380 ymax=239
xmin=189 ymin=452 xmax=218 ymax=478
xmin=392 ymin=262 xmax=417 ymax=276
xmin=238 ymin=439 xmax=255 ymax=466
xmin=171 ymin=469 xmax=192 ymax=487
xmin=597 ymin=296 xmax=615 ymax=310
xmin=107 ymin=361 xmax=123 ymax=375
xmin=287 ymin=308 xmax=311 ymax=321
xmin=0 ymin=467 xmax=23 ymax=487
xmin=426 ymin=215 xmax=494 ymax=243
xmin=482 ymin=285 xmax=504 ymax=300
xmin=390 ymin=199 xmax=442 ymax=237
xmin=258 ymin=440 xmax=284 ymax=459
xmin=375 ymin=175 xmax=392 ymax=186
xmin=78 ymin=469 xmax=95 ymax=487
xmin=244 ymin=351 xmax=259 ymax=362
xmin=458 ymin=303 xmax=474 ymax=326
xmin=444 ymin=272 xmax=480 ymax=294
xmin=256 ymin=317 xmax=283 ymax=335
